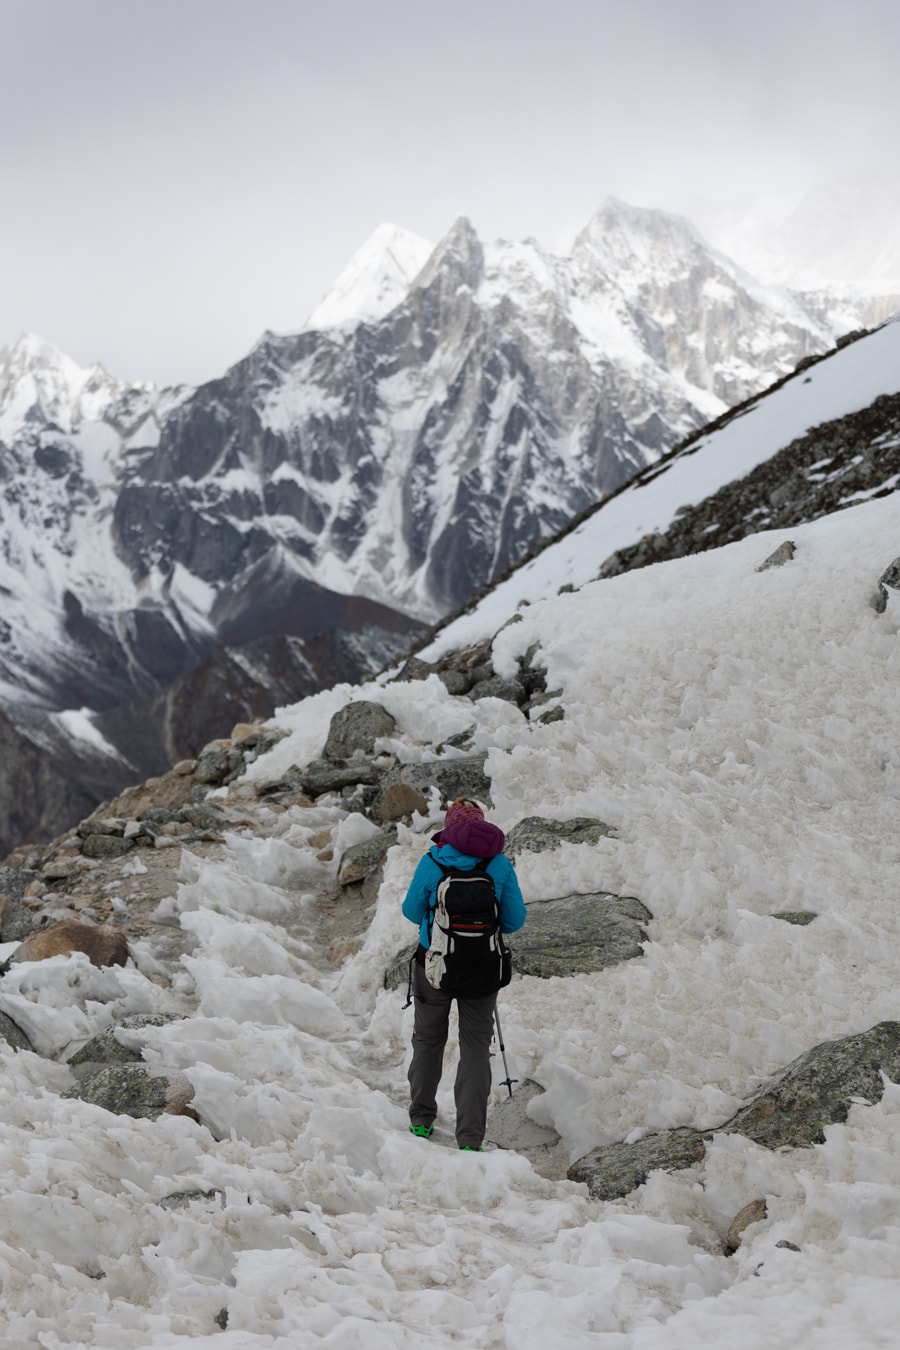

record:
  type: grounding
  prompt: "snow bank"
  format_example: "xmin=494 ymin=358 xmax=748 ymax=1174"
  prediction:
xmin=5 ymin=493 xmax=900 ymax=1344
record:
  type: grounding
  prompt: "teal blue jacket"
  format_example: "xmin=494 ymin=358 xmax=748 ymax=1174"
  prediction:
xmin=402 ymin=845 xmax=527 ymax=949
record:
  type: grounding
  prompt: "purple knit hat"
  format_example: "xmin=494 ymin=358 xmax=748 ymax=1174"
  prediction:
xmin=433 ymin=798 xmax=505 ymax=859
xmin=444 ymin=798 xmax=484 ymax=829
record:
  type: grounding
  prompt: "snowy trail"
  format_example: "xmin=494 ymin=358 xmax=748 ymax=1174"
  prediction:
xmin=6 ymin=494 xmax=900 ymax=1343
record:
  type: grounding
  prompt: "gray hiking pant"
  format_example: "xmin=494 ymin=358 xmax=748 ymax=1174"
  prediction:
xmin=408 ymin=961 xmax=497 ymax=1149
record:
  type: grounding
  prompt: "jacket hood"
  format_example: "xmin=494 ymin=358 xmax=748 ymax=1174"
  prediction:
xmin=431 ymin=817 xmax=505 ymax=858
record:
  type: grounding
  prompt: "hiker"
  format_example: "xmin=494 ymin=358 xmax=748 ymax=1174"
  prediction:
xmin=402 ymin=797 xmax=526 ymax=1150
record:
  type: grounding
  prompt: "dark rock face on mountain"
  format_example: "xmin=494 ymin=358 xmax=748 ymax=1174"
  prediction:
xmin=114 ymin=207 xmax=871 ymax=619
xmin=598 ymin=391 xmax=900 ymax=580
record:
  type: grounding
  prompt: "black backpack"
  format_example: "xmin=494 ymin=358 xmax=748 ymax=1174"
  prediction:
xmin=424 ymin=857 xmax=512 ymax=997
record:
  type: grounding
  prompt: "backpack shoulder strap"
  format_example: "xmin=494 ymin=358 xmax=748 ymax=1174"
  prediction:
xmin=429 ymin=852 xmax=451 ymax=878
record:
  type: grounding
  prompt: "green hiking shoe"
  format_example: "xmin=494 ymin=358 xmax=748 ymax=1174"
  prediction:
xmin=460 ymin=1146 xmax=482 ymax=1151
xmin=409 ymin=1123 xmax=434 ymax=1138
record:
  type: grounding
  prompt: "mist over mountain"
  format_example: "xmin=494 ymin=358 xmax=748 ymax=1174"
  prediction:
xmin=1 ymin=198 xmax=898 ymax=851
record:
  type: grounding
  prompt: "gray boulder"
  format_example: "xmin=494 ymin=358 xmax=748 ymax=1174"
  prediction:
xmin=81 ymin=833 xmax=134 ymax=859
xmin=66 ymin=1013 xmax=183 ymax=1077
xmin=875 ymin=556 xmax=900 ymax=613
xmin=181 ymin=802 xmax=227 ymax=832
xmin=438 ymin=670 xmax=471 ymax=695
xmin=338 ymin=831 xmax=398 ymax=886
xmin=323 ymin=701 xmax=397 ymax=760
xmin=569 ymin=1129 xmax=708 ymax=1201
xmin=505 ymin=816 xmax=616 ymax=858
xmin=0 ymin=866 xmax=44 ymax=942
xmin=0 ymin=1011 xmax=33 ymax=1052
xmin=193 ymin=748 xmax=234 ymax=784
xmin=756 ymin=540 xmax=796 ymax=572
xmin=773 ymin=910 xmax=817 ymax=926
xmin=569 ymin=1020 xmax=900 ymax=1200
xmin=508 ymin=893 xmax=651 ymax=979
xmin=468 ymin=675 xmax=526 ymax=706
xmin=392 ymin=656 xmax=436 ymax=683
xmin=261 ymin=759 xmax=379 ymax=800
xmin=371 ymin=756 xmax=492 ymax=824
xmin=63 ymin=1063 xmax=193 ymax=1120
xmin=77 ymin=818 xmax=126 ymax=837
xmin=485 ymin=1079 xmax=561 ymax=1155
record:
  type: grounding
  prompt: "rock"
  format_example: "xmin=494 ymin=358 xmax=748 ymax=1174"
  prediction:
xmin=63 ymin=1064 xmax=195 ymax=1120
xmin=725 ymin=1199 xmax=768 ymax=1254
xmin=569 ymin=1129 xmax=708 ymax=1201
xmin=81 ymin=834 xmax=134 ymax=860
xmin=504 ymin=816 xmax=616 ymax=858
xmin=773 ymin=910 xmax=817 ymax=925
xmin=172 ymin=758 xmax=197 ymax=775
xmin=0 ymin=866 xmax=43 ymax=941
xmin=756 ymin=540 xmax=796 ymax=572
xmin=0 ymin=1011 xmax=33 ymax=1052
xmin=392 ymin=656 xmax=436 ymax=683
xmin=370 ymin=781 xmax=430 ymax=823
xmin=323 ymin=701 xmax=397 ymax=759
xmin=725 ymin=1021 xmax=900 ymax=1149
xmin=776 ymin=1240 xmax=801 ymax=1252
xmin=67 ymin=1014 xmax=183 ymax=1074
xmin=507 ymin=893 xmax=651 ymax=979
xmin=181 ymin=803 xmax=226 ymax=831
xmin=76 ymin=818 xmax=125 ymax=838
xmin=230 ymin=722 xmax=265 ymax=746
xmin=338 ymin=831 xmax=398 ymax=886
xmin=159 ymin=1188 xmax=225 ymax=1211
xmin=537 ymin=706 xmax=565 ymax=725
xmin=41 ymin=856 xmax=80 ymax=881
xmin=303 ymin=760 xmax=380 ymax=796
xmin=194 ymin=748 xmax=234 ymax=784
xmin=144 ymin=807 xmax=181 ymax=824
xmin=341 ymin=782 xmax=380 ymax=814
xmin=384 ymin=943 xmax=419 ymax=992
xmin=485 ymin=1079 xmax=561 ymax=1154
xmin=875 ymin=556 xmax=900 ymax=612
xmin=468 ymin=675 xmax=527 ymax=705
xmin=569 ymin=1020 xmax=900 ymax=1201
xmin=261 ymin=759 xmax=379 ymax=800
xmin=1 ymin=897 xmax=47 ymax=943
xmin=438 ymin=670 xmax=471 ymax=695
xmin=370 ymin=756 xmax=492 ymax=824
xmin=12 ymin=919 xmax=130 ymax=969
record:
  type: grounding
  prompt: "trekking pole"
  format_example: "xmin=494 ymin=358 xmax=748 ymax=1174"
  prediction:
xmin=493 ymin=1004 xmax=518 ymax=1099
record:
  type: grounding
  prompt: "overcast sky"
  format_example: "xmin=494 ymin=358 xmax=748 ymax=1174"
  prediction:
xmin=2 ymin=0 xmax=898 ymax=387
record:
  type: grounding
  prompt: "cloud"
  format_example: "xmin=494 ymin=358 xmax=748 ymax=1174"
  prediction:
xmin=1 ymin=0 xmax=898 ymax=383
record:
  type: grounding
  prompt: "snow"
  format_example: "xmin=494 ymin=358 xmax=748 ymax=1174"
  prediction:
xmin=306 ymin=224 xmax=434 ymax=330
xmin=52 ymin=707 xmax=128 ymax=761
xmin=5 ymin=487 xmax=900 ymax=1343
xmin=426 ymin=317 xmax=900 ymax=654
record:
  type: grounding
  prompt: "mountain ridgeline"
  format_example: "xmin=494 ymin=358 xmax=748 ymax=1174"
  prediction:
xmin=1 ymin=199 xmax=898 ymax=853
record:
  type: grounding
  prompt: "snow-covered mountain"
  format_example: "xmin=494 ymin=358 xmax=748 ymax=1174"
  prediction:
xmin=2 ymin=200 xmax=899 ymax=849
xmin=429 ymin=317 xmax=900 ymax=653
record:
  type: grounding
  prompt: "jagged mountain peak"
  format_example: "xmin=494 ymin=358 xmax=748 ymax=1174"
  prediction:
xmin=306 ymin=222 xmax=434 ymax=330
xmin=0 ymin=332 xmax=151 ymax=438
xmin=411 ymin=214 xmax=484 ymax=296
xmin=574 ymin=197 xmax=716 ymax=279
